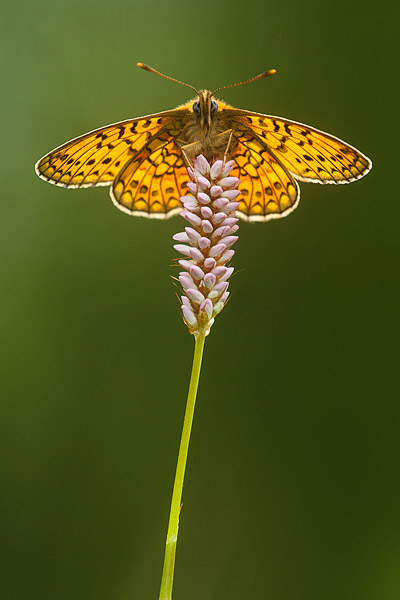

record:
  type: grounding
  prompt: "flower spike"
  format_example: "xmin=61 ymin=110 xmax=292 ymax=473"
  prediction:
xmin=173 ymin=155 xmax=240 ymax=336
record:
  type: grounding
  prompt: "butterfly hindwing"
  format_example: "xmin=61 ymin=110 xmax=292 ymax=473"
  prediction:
xmin=111 ymin=133 xmax=190 ymax=218
xmin=35 ymin=109 xmax=185 ymax=188
xmin=230 ymin=131 xmax=299 ymax=221
xmin=227 ymin=109 xmax=372 ymax=185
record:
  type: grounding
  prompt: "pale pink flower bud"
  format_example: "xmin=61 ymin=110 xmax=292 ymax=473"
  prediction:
xmin=201 ymin=220 xmax=213 ymax=234
xmin=212 ymin=225 xmax=231 ymax=239
xmin=209 ymin=243 xmax=227 ymax=258
xmin=185 ymin=227 xmax=201 ymax=243
xmin=213 ymin=198 xmax=229 ymax=210
xmin=204 ymin=257 xmax=217 ymax=270
xmin=173 ymin=232 xmax=190 ymax=242
xmin=183 ymin=203 xmax=200 ymax=213
xmin=211 ymin=266 xmax=227 ymax=277
xmin=173 ymin=244 xmax=191 ymax=256
xmin=200 ymin=206 xmax=213 ymax=219
xmin=221 ymin=189 xmax=241 ymax=200
xmin=179 ymin=275 xmax=195 ymax=290
xmin=224 ymin=217 xmax=239 ymax=226
xmin=198 ymin=237 xmax=211 ymax=251
xmin=224 ymin=202 xmax=240 ymax=213
xmin=181 ymin=210 xmax=201 ymax=227
xmin=194 ymin=154 xmax=211 ymax=176
xmin=211 ymin=212 xmax=228 ymax=226
xmin=220 ymin=235 xmax=238 ymax=248
xmin=200 ymin=298 xmax=213 ymax=320
xmin=178 ymin=259 xmax=194 ymax=272
xmin=182 ymin=305 xmax=198 ymax=327
xmin=210 ymin=160 xmax=224 ymax=179
xmin=189 ymin=247 xmax=204 ymax=262
xmin=218 ymin=176 xmax=240 ymax=188
xmin=210 ymin=185 xmax=223 ymax=198
xmin=203 ymin=273 xmax=216 ymax=288
xmin=197 ymin=192 xmax=211 ymax=205
xmin=196 ymin=174 xmax=211 ymax=189
xmin=219 ymin=249 xmax=235 ymax=263
xmin=186 ymin=288 xmax=205 ymax=304
xmin=190 ymin=265 xmax=205 ymax=281
xmin=180 ymin=194 xmax=197 ymax=205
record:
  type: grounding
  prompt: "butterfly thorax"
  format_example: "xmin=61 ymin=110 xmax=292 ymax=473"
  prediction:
xmin=178 ymin=91 xmax=235 ymax=161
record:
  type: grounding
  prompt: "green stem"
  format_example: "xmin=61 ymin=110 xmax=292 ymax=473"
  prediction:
xmin=159 ymin=333 xmax=206 ymax=600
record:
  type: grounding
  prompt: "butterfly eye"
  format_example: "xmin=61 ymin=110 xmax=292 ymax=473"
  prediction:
xmin=210 ymin=100 xmax=218 ymax=114
xmin=192 ymin=101 xmax=201 ymax=115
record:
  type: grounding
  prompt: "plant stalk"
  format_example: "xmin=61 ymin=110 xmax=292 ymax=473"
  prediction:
xmin=159 ymin=333 xmax=206 ymax=600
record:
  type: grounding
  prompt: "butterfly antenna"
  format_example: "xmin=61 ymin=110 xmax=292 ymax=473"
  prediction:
xmin=137 ymin=63 xmax=198 ymax=94
xmin=212 ymin=69 xmax=277 ymax=95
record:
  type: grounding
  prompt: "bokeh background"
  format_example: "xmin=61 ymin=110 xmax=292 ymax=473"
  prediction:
xmin=1 ymin=1 xmax=398 ymax=599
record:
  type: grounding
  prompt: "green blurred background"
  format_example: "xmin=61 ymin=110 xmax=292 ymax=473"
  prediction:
xmin=1 ymin=1 xmax=398 ymax=599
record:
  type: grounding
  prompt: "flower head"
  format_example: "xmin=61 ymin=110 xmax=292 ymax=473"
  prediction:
xmin=173 ymin=155 xmax=240 ymax=337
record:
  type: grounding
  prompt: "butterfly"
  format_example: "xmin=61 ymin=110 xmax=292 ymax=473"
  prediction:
xmin=35 ymin=63 xmax=372 ymax=222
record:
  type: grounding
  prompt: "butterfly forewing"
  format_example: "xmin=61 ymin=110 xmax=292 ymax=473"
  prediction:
xmin=227 ymin=110 xmax=372 ymax=185
xmin=35 ymin=109 xmax=185 ymax=189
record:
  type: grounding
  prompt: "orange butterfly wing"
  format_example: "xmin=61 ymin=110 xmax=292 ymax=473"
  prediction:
xmin=111 ymin=132 xmax=190 ymax=218
xmin=35 ymin=109 xmax=185 ymax=189
xmin=229 ymin=130 xmax=299 ymax=221
xmin=227 ymin=109 xmax=371 ymax=185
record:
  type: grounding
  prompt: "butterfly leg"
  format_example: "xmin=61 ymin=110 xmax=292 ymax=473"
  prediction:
xmin=222 ymin=130 xmax=234 ymax=165
xmin=180 ymin=145 xmax=195 ymax=170
xmin=180 ymin=142 xmax=204 ymax=197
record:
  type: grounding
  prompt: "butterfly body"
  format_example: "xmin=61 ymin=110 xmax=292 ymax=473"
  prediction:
xmin=36 ymin=82 xmax=371 ymax=221
xmin=178 ymin=91 xmax=235 ymax=161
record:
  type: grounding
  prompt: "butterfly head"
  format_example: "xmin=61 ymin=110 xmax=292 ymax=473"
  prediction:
xmin=192 ymin=90 xmax=218 ymax=131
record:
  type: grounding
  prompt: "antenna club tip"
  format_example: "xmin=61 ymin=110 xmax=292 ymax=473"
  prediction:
xmin=137 ymin=62 xmax=149 ymax=70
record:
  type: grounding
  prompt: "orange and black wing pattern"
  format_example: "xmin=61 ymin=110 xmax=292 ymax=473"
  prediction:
xmin=35 ymin=109 xmax=184 ymax=189
xmin=229 ymin=130 xmax=299 ymax=221
xmin=111 ymin=132 xmax=190 ymax=218
xmin=228 ymin=109 xmax=372 ymax=185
